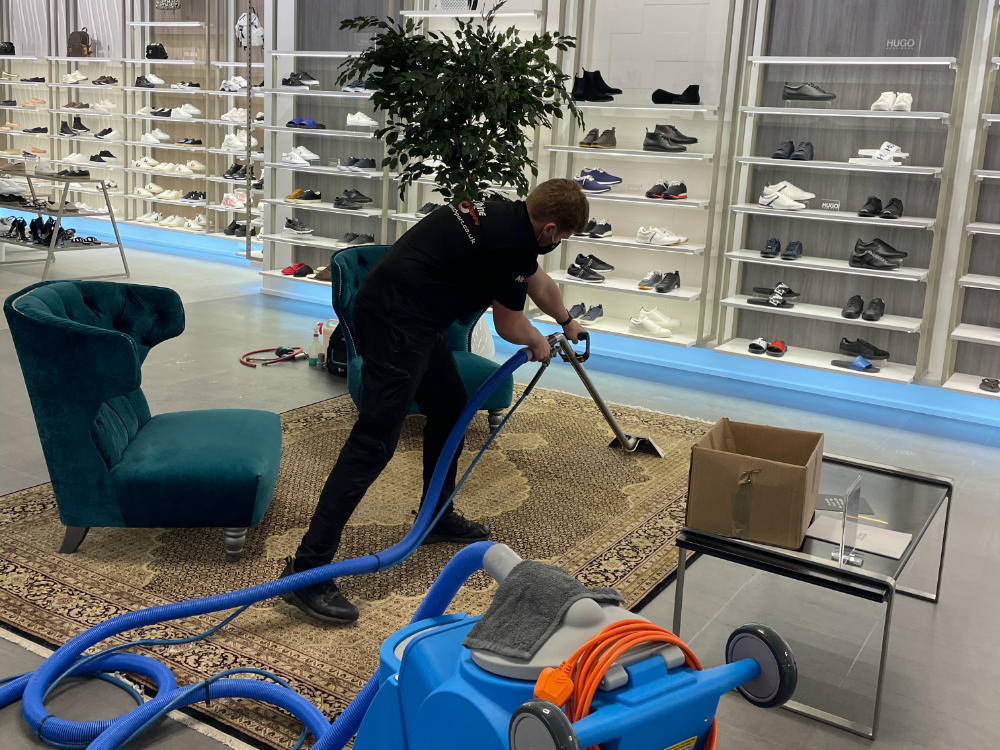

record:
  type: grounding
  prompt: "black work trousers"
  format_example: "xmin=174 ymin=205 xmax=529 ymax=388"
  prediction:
xmin=294 ymin=298 xmax=467 ymax=570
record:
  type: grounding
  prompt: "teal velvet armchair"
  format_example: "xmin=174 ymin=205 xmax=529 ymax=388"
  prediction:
xmin=331 ymin=246 xmax=513 ymax=425
xmin=3 ymin=281 xmax=282 ymax=560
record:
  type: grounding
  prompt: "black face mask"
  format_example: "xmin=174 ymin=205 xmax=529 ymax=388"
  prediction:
xmin=536 ymin=228 xmax=561 ymax=254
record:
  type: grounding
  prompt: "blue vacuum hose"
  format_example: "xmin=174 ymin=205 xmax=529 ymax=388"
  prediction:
xmin=5 ymin=348 xmax=531 ymax=749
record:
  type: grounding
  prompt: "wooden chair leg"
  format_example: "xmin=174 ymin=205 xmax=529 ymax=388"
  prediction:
xmin=223 ymin=527 xmax=248 ymax=562
xmin=487 ymin=408 xmax=504 ymax=428
xmin=58 ymin=526 xmax=89 ymax=554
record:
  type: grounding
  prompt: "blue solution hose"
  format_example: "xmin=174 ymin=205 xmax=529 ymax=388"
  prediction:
xmin=8 ymin=347 xmax=532 ymax=749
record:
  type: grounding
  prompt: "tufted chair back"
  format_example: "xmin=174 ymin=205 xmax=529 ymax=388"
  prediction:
xmin=3 ymin=281 xmax=185 ymax=526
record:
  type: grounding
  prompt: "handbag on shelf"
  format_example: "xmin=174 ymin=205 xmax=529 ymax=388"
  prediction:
xmin=145 ymin=42 xmax=168 ymax=59
xmin=235 ymin=8 xmax=263 ymax=48
xmin=67 ymin=28 xmax=90 ymax=57
xmin=0 ymin=42 xmax=15 ymax=56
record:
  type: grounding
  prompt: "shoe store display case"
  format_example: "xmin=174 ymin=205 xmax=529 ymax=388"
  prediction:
xmin=940 ymin=3 xmax=1000 ymax=401
xmin=718 ymin=0 xmax=978 ymax=385
xmin=540 ymin=0 xmax=742 ymax=347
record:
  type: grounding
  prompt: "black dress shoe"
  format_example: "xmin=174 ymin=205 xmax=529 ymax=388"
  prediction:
xmin=762 ymin=237 xmax=780 ymax=257
xmin=422 ymin=509 xmax=491 ymax=544
xmin=880 ymin=198 xmax=903 ymax=219
xmin=655 ymin=124 xmax=697 ymax=144
xmin=858 ymin=196 xmax=882 ymax=217
xmin=842 ymin=294 xmax=864 ymax=319
xmin=790 ymin=141 xmax=813 ymax=160
xmin=780 ymin=240 xmax=803 ymax=260
xmin=782 ymin=82 xmax=836 ymax=101
xmin=568 ymin=263 xmax=605 ymax=282
xmin=651 ymin=84 xmax=699 ymax=104
xmin=850 ymin=248 xmax=899 ymax=270
xmin=576 ymin=253 xmax=614 ymax=271
xmin=856 ymin=237 xmax=907 ymax=259
xmin=279 ymin=557 xmax=359 ymax=624
xmin=571 ymin=75 xmax=586 ymax=101
xmin=578 ymin=71 xmax=613 ymax=102
xmin=585 ymin=69 xmax=621 ymax=95
xmin=771 ymin=141 xmax=794 ymax=159
xmin=840 ymin=337 xmax=889 ymax=361
xmin=642 ymin=131 xmax=685 ymax=152
xmin=862 ymin=298 xmax=885 ymax=321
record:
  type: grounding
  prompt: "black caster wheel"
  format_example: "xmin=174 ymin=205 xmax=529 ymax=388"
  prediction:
xmin=725 ymin=623 xmax=797 ymax=708
xmin=509 ymin=700 xmax=581 ymax=750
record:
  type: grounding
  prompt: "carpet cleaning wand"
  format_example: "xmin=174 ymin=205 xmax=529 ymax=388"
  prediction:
xmin=0 ymin=334 xmax=780 ymax=750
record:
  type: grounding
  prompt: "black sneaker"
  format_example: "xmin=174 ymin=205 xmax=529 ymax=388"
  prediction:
xmin=349 ymin=233 xmax=375 ymax=245
xmin=72 ymin=116 xmax=89 ymax=132
xmin=422 ymin=509 xmax=491 ymax=545
xmin=579 ymin=304 xmax=604 ymax=326
xmin=655 ymin=271 xmax=680 ymax=293
xmin=234 ymin=223 xmax=249 ymax=237
xmin=224 ymin=219 xmax=239 ymax=236
xmin=575 ymin=218 xmax=597 ymax=236
xmin=568 ymin=263 xmax=605 ymax=282
xmin=782 ymin=82 xmax=836 ymax=101
xmin=415 ymin=202 xmax=441 ymax=217
xmin=576 ymin=253 xmax=614 ymax=271
xmin=342 ymin=188 xmax=372 ymax=204
xmin=354 ymin=158 xmax=377 ymax=170
xmin=285 ymin=217 xmax=313 ymax=234
xmin=850 ymin=248 xmax=899 ymax=270
xmin=339 ymin=232 xmax=358 ymax=244
xmin=840 ymin=338 xmax=889 ymax=361
xmin=95 ymin=128 xmax=112 ymax=138
xmin=89 ymin=154 xmax=105 ymax=163
xmin=297 ymin=71 xmax=320 ymax=86
xmin=771 ymin=141 xmax=794 ymax=159
xmin=299 ymin=189 xmax=322 ymax=201
xmin=645 ymin=183 xmax=669 ymax=199
xmin=780 ymin=240 xmax=803 ymax=260
xmin=251 ymin=178 xmax=263 ymax=190
xmin=880 ymin=198 xmax=903 ymax=219
xmin=568 ymin=302 xmax=587 ymax=319
xmin=223 ymin=163 xmax=246 ymax=179
xmin=762 ymin=237 xmax=780 ymax=257
xmin=279 ymin=557 xmax=359 ymax=624
xmin=862 ymin=298 xmax=885 ymax=322
xmin=654 ymin=124 xmax=697 ymax=144
xmin=856 ymin=237 xmax=907 ymax=259
xmin=841 ymin=294 xmax=864 ymax=319
xmin=25 ymin=126 xmax=48 ymax=134
xmin=664 ymin=181 xmax=688 ymax=200
xmin=588 ymin=221 xmax=612 ymax=238
xmin=282 ymin=73 xmax=307 ymax=88
xmin=333 ymin=196 xmax=361 ymax=210
xmin=858 ymin=196 xmax=882 ymax=217
xmin=790 ymin=141 xmax=814 ymax=161
xmin=59 ymin=121 xmax=74 ymax=136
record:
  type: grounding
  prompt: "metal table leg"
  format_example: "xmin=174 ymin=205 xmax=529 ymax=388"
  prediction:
xmin=672 ymin=545 xmax=687 ymax=635
xmin=897 ymin=491 xmax=951 ymax=603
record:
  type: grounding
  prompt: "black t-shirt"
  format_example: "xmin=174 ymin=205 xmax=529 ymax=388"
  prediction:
xmin=358 ymin=199 xmax=540 ymax=330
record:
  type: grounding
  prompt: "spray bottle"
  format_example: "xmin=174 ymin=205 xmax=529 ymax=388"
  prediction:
xmin=307 ymin=322 xmax=321 ymax=367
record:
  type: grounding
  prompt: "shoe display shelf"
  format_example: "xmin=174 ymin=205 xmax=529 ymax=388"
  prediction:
xmin=941 ymin=8 xmax=1000 ymax=401
xmin=538 ymin=0 xmax=736 ymax=347
xmin=716 ymin=0 xmax=975 ymax=389
xmin=0 ymin=171 xmax=128 ymax=280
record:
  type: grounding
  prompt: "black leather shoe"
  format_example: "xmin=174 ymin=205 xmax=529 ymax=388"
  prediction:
xmin=642 ymin=131 xmax=685 ymax=152
xmin=762 ymin=237 xmax=780 ymax=257
xmin=840 ymin=337 xmax=889 ymax=361
xmin=858 ymin=196 xmax=882 ymax=217
xmin=576 ymin=253 xmax=614 ymax=271
xmin=580 ymin=71 xmax=613 ymax=102
xmin=790 ymin=141 xmax=813 ymax=160
xmin=856 ymin=237 xmax=907 ymax=259
xmin=850 ymin=248 xmax=899 ymax=270
xmin=862 ymin=298 xmax=885 ymax=321
xmin=586 ymin=69 xmax=621 ymax=95
xmin=571 ymin=75 xmax=586 ymax=101
xmin=655 ymin=271 xmax=681 ymax=293
xmin=655 ymin=123 xmax=697 ymax=144
xmin=423 ymin=510 xmax=491 ymax=544
xmin=782 ymin=82 xmax=836 ymax=101
xmin=880 ymin=198 xmax=903 ymax=219
xmin=279 ymin=557 xmax=359 ymax=624
xmin=780 ymin=240 xmax=803 ymax=260
xmin=771 ymin=141 xmax=794 ymax=159
xmin=651 ymin=84 xmax=699 ymax=105
xmin=841 ymin=294 xmax=864 ymax=319
xmin=568 ymin=263 xmax=605 ymax=282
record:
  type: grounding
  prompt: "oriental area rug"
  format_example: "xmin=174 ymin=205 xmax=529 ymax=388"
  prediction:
xmin=0 ymin=387 xmax=709 ymax=748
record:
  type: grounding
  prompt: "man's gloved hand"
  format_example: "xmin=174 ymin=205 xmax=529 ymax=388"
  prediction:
xmin=561 ymin=319 xmax=585 ymax=344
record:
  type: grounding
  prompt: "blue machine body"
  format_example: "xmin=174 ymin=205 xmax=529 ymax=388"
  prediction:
xmin=355 ymin=613 xmax=761 ymax=750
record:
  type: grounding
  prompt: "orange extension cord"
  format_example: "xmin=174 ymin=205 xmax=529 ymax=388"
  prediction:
xmin=534 ymin=619 xmax=718 ymax=750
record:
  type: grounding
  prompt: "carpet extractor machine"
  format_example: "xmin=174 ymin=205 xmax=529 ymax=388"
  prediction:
xmin=0 ymin=333 xmax=796 ymax=750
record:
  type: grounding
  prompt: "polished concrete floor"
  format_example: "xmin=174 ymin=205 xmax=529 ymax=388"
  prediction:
xmin=1 ymin=247 xmax=998 ymax=749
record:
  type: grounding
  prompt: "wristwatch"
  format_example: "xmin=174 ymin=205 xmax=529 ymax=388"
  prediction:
xmin=557 ymin=314 xmax=573 ymax=327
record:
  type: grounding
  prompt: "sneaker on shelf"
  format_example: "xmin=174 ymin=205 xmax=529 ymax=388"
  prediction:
xmin=637 ymin=270 xmax=663 ymax=290
xmin=59 ymin=121 xmax=74 ymax=137
xmin=133 ymin=187 xmax=153 ymax=197
xmin=146 ymin=73 xmax=165 ymax=85
xmin=140 ymin=132 xmax=160 ymax=144
xmin=892 ymin=92 xmax=912 ymax=112
xmin=758 ymin=190 xmax=806 ymax=210
xmin=284 ymin=217 xmax=313 ymax=234
xmin=575 ymin=253 xmax=613 ymax=271
xmin=133 ymin=156 xmax=159 ymax=168
xmin=342 ymin=188 xmax=372 ymax=204
xmin=345 ymin=111 xmax=378 ymax=127
xmin=297 ymin=71 xmax=319 ymax=87
xmin=292 ymin=145 xmax=320 ymax=161
xmin=221 ymin=192 xmax=246 ymax=209
xmin=173 ymin=163 xmax=193 ymax=174
xmin=134 ymin=75 xmax=154 ymax=88
xmin=96 ymin=128 xmax=121 ymax=140
xmin=150 ymin=127 xmax=170 ymax=141
xmin=72 ymin=116 xmax=89 ymax=132
xmin=186 ymin=160 xmax=205 ymax=172
xmin=654 ymin=271 xmax=681 ymax=294
xmin=170 ymin=107 xmax=194 ymax=120
xmin=282 ymin=73 xmax=308 ymax=88
xmin=415 ymin=201 xmax=442 ymax=217
xmin=145 ymin=182 xmax=164 ymax=194
xmin=636 ymin=226 xmax=686 ymax=246
xmin=639 ymin=307 xmax=680 ymax=329
xmin=184 ymin=218 xmax=203 ymax=231
xmin=578 ymin=167 xmax=621 ymax=186
xmin=567 ymin=263 xmax=605 ymax=283
xmin=281 ymin=151 xmax=310 ymax=166
xmin=220 ymin=79 xmax=240 ymax=92
xmin=137 ymin=105 xmax=153 ymax=116
xmin=138 ymin=211 xmax=161 ymax=224
xmin=221 ymin=107 xmax=247 ymax=122
xmin=579 ymin=305 xmax=604 ymax=326
xmin=763 ymin=180 xmax=815 ymax=202
xmin=573 ymin=174 xmax=611 ymax=193
xmin=627 ymin=316 xmax=672 ymax=338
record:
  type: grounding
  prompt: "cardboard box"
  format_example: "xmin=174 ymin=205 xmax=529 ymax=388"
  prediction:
xmin=686 ymin=418 xmax=823 ymax=550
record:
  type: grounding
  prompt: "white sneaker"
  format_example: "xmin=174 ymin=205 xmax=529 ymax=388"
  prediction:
xmin=140 ymin=211 xmax=161 ymax=223
xmin=222 ymin=192 xmax=246 ymax=209
xmin=150 ymin=128 xmax=170 ymax=141
xmin=137 ymin=105 xmax=152 ymax=116
xmin=134 ymin=187 xmax=153 ymax=197
xmin=180 ymin=103 xmax=201 ymax=116
xmin=186 ymin=160 xmax=205 ymax=172
xmin=281 ymin=151 xmax=310 ymax=166
xmin=292 ymin=145 xmax=319 ymax=161
xmin=140 ymin=132 xmax=160 ymax=144
xmin=639 ymin=307 xmax=681 ymax=329
xmin=346 ymin=111 xmax=378 ymax=127
xmin=153 ymin=161 xmax=175 ymax=172
xmin=174 ymin=163 xmax=193 ymax=174
xmin=146 ymin=73 xmax=165 ymax=85
xmin=221 ymin=133 xmax=243 ymax=150
xmin=64 ymin=153 xmax=87 ymax=164
xmin=194 ymin=213 xmax=206 ymax=226
xmin=221 ymin=107 xmax=246 ymax=122
xmin=759 ymin=190 xmax=806 ymax=210
xmin=220 ymin=80 xmax=239 ymax=92
xmin=170 ymin=107 xmax=194 ymax=120
xmin=146 ymin=182 xmax=164 ymax=194
xmin=97 ymin=128 xmax=121 ymax=140
xmin=636 ymin=226 xmax=686 ymax=245
xmin=230 ymin=75 xmax=248 ymax=88
xmin=764 ymin=181 xmax=815 ymax=201
xmin=892 ymin=92 xmax=912 ymax=112
xmin=870 ymin=92 xmax=895 ymax=111
xmin=133 ymin=156 xmax=159 ymax=168
xmin=184 ymin=218 xmax=203 ymax=230
xmin=627 ymin=316 xmax=672 ymax=338
xmin=65 ymin=70 xmax=88 ymax=83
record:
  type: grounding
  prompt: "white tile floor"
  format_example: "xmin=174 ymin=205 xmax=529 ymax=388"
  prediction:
xmin=1 ymin=247 xmax=998 ymax=749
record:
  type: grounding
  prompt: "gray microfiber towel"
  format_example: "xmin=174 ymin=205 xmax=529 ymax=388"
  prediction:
xmin=462 ymin=560 xmax=624 ymax=660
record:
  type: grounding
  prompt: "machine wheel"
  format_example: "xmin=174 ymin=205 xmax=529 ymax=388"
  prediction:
xmin=725 ymin=623 xmax=797 ymax=708
xmin=508 ymin=700 xmax=581 ymax=750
